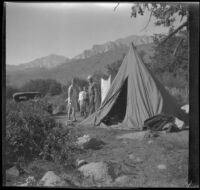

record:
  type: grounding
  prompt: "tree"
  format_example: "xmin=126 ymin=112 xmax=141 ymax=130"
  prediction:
xmin=73 ymin=77 xmax=88 ymax=89
xmin=106 ymin=60 xmax=122 ymax=81
xmin=115 ymin=3 xmax=188 ymax=46
xmin=122 ymin=3 xmax=189 ymax=88
xmin=130 ymin=3 xmax=188 ymax=32
xmin=20 ymin=79 xmax=63 ymax=96
xmin=105 ymin=53 xmax=126 ymax=81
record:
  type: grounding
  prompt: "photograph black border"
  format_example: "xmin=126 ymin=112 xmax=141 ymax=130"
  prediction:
xmin=1 ymin=1 xmax=199 ymax=187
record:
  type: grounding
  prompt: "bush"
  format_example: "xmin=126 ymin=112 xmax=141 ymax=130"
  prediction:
xmin=6 ymin=100 xmax=80 ymax=168
xmin=158 ymin=72 xmax=188 ymax=89
xmin=41 ymin=125 xmax=80 ymax=168
xmin=165 ymin=86 xmax=189 ymax=106
xmin=6 ymin=85 xmax=19 ymax=100
xmin=20 ymin=79 xmax=63 ymax=96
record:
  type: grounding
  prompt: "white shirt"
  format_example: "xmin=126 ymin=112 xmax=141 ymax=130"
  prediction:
xmin=79 ymin=91 xmax=87 ymax=102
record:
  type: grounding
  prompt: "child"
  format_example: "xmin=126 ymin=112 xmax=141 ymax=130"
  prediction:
xmin=78 ymin=86 xmax=87 ymax=117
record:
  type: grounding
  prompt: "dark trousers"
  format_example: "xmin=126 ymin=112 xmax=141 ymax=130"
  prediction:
xmin=89 ymin=98 xmax=95 ymax=115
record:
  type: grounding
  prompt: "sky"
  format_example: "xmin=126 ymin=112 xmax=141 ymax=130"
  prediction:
xmin=6 ymin=2 xmax=185 ymax=65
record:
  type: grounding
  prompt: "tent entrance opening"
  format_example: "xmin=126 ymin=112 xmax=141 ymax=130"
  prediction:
xmin=102 ymin=78 xmax=128 ymax=125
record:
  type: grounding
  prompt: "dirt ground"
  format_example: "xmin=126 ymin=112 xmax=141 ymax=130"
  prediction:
xmin=54 ymin=113 xmax=189 ymax=187
xmin=6 ymin=113 xmax=189 ymax=187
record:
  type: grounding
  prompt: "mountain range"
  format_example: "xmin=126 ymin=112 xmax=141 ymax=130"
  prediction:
xmin=6 ymin=35 xmax=154 ymax=87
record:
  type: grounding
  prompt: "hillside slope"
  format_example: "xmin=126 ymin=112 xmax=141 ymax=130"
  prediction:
xmin=7 ymin=43 xmax=154 ymax=87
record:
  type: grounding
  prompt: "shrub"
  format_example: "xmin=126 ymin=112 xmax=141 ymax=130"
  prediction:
xmin=20 ymin=79 xmax=63 ymax=96
xmin=40 ymin=125 xmax=80 ymax=168
xmin=6 ymin=100 xmax=80 ymax=168
xmin=6 ymin=85 xmax=19 ymax=100
xmin=165 ymin=86 xmax=189 ymax=106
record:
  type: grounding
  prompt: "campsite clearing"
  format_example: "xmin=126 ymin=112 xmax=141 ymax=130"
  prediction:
xmin=53 ymin=114 xmax=189 ymax=187
xmin=6 ymin=113 xmax=189 ymax=187
xmin=71 ymin=124 xmax=188 ymax=187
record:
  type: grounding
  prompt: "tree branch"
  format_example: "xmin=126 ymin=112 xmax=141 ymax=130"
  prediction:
xmin=114 ymin=3 xmax=120 ymax=11
xmin=173 ymin=38 xmax=184 ymax=56
xmin=140 ymin=9 xmax=154 ymax=32
xmin=159 ymin=20 xmax=188 ymax=45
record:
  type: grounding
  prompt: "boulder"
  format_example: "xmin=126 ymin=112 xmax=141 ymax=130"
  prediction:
xmin=38 ymin=171 xmax=67 ymax=187
xmin=128 ymin=154 xmax=135 ymax=160
xmin=76 ymin=135 xmax=91 ymax=147
xmin=6 ymin=166 xmax=19 ymax=178
xmin=78 ymin=162 xmax=112 ymax=184
xmin=114 ymin=175 xmax=132 ymax=185
xmin=157 ymin=164 xmax=167 ymax=170
xmin=148 ymin=140 xmax=153 ymax=144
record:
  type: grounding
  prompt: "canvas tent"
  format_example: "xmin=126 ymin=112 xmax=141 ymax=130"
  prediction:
xmin=80 ymin=43 xmax=188 ymax=130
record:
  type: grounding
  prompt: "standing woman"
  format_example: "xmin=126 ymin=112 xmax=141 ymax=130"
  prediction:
xmin=67 ymin=78 xmax=78 ymax=121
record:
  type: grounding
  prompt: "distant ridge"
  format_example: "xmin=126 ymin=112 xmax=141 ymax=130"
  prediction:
xmin=6 ymin=34 xmax=154 ymax=87
xmin=7 ymin=54 xmax=70 ymax=71
xmin=73 ymin=35 xmax=153 ymax=59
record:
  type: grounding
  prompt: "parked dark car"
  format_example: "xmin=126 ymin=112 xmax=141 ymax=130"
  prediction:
xmin=13 ymin=92 xmax=42 ymax=102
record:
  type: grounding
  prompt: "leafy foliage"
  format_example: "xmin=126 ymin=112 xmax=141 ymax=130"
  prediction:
xmin=149 ymin=30 xmax=188 ymax=88
xmin=6 ymin=100 xmax=80 ymax=168
xmin=6 ymin=85 xmax=19 ymax=100
xmin=73 ymin=77 xmax=88 ymax=89
xmin=131 ymin=3 xmax=188 ymax=28
xmin=20 ymin=79 xmax=63 ymax=96
xmin=106 ymin=60 xmax=122 ymax=81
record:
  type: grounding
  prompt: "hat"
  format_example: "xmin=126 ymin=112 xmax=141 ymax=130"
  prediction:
xmin=87 ymin=75 xmax=92 ymax=80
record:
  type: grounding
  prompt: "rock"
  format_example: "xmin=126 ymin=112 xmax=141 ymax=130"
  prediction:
xmin=39 ymin=171 xmax=66 ymax=187
xmin=76 ymin=135 xmax=91 ymax=147
xmin=60 ymin=173 xmax=81 ymax=187
xmin=148 ymin=140 xmax=153 ymax=144
xmin=128 ymin=154 xmax=135 ymax=160
xmin=157 ymin=164 xmax=167 ymax=170
xmin=6 ymin=166 xmax=19 ymax=178
xmin=128 ymin=153 xmax=142 ymax=163
xmin=17 ymin=183 xmax=29 ymax=186
xmin=114 ymin=175 xmax=131 ymax=184
xmin=106 ymin=161 xmax=122 ymax=181
xmin=122 ymin=140 xmax=128 ymax=144
xmin=78 ymin=162 xmax=112 ymax=184
xmin=135 ymin=158 xmax=142 ymax=163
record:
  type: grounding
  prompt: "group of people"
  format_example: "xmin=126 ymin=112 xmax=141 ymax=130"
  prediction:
xmin=66 ymin=75 xmax=101 ymax=121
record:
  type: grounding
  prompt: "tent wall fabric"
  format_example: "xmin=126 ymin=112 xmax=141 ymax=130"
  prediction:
xmin=101 ymin=76 xmax=111 ymax=104
xmin=80 ymin=43 xmax=187 ymax=130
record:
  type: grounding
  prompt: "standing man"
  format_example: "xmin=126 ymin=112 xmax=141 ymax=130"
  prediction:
xmin=67 ymin=78 xmax=78 ymax=121
xmin=87 ymin=75 xmax=100 ymax=115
